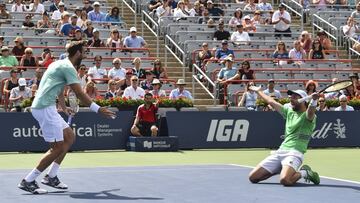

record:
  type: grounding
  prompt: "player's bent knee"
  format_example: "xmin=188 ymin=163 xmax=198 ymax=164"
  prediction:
xmin=248 ymin=174 xmax=260 ymax=183
xmin=280 ymin=178 xmax=295 ymax=186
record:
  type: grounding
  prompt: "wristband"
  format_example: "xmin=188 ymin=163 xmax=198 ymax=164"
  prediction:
xmin=90 ymin=102 xmax=100 ymax=113
xmin=310 ymin=99 xmax=318 ymax=107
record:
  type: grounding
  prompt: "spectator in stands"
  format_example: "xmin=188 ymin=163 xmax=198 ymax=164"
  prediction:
xmin=104 ymin=79 xmax=120 ymax=99
xmin=343 ymin=17 xmax=360 ymax=38
xmin=273 ymin=41 xmax=289 ymax=66
xmin=84 ymin=80 xmax=99 ymax=99
xmin=27 ymin=67 xmax=44 ymax=96
xmin=299 ymin=31 xmax=312 ymax=53
xmin=71 ymin=29 xmax=83 ymax=41
xmin=83 ymin=20 xmax=94 ymax=38
xmin=183 ymin=0 xmax=196 ymax=16
xmin=341 ymin=84 xmax=357 ymax=99
xmin=55 ymin=12 xmax=70 ymax=33
xmin=140 ymin=70 xmax=155 ymax=91
xmin=2 ymin=69 xmax=19 ymax=97
xmin=264 ymin=10 xmax=274 ymax=25
xmin=12 ymin=37 xmax=27 ymax=61
xmin=11 ymin=0 xmax=26 ymax=12
xmin=299 ymin=0 xmax=310 ymax=23
xmin=131 ymin=92 xmax=159 ymax=137
xmin=88 ymin=55 xmax=107 ymax=82
xmin=252 ymin=10 xmax=264 ymax=26
xmin=60 ymin=15 xmax=81 ymax=37
xmin=213 ymin=22 xmax=230 ymax=41
xmin=88 ymin=29 xmax=105 ymax=47
xmin=123 ymin=75 xmax=146 ymax=99
xmin=317 ymin=30 xmax=332 ymax=51
xmin=51 ymin=2 xmax=66 ymax=21
xmin=349 ymin=73 xmax=360 ymax=91
xmin=74 ymin=7 xmax=82 ymax=18
xmin=132 ymin=57 xmax=146 ymax=79
xmin=88 ymin=1 xmax=106 ymax=22
xmin=150 ymin=79 xmax=167 ymax=97
xmin=308 ymin=39 xmax=326 ymax=59
xmin=118 ymin=69 xmax=133 ymax=95
xmin=198 ymin=8 xmax=210 ymax=24
xmin=37 ymin=11 xmax=53 ymax=33
xmin=0 ymin=36 xmax=4 ymax=49
xmin=169 ymin=78 xmax=193 ymax=100
xmin=207 ymin=0 xmax=224 ymax=17
xmin=148 ymin=0 xmax=162 ymax=13
xmin=123 ymin=27 xmax=147 ymax=48
xmin=243 ymin=15 xmax=256 ymax=33
xmin=335 ymin=94 xmax=354 ymax=111
xmin=191 ymin=1 xmax=203 ymax=16
xmin=27 ymin=0 xmax=45 ymax=13
xmin=173 ymin=1 xmax=190 ymax=21
xmin=151 ymin=59 xmax=168 ymax=78
xmin=272 ymin=4 xmax=291 ymax=37
xmin=20 ymin=48 xmax=40 ymax=69
xmin=217 ymin=56 xmax=237 ymax=84
xmin=198 ymin=42 xmax=213 ymax=67
xmin=263 ymin=79 xmax=281 ymax=99
xmin=230 ymin=24 xmax=251 ymax=45
xmin=77 ymin=64 xmax=88 ymax=89
xmin=316 ymin=97 xmax=329 ymax=111
xmin=305 ymin=80 xmax=317 ymax=95
xmin=228 ymin=8 xmax=243 ymax=29
xmin=22 ymin=14 xmax=35 ymax=28
xmin=106 ymin=28 xmax=123 ymax=53
xmin=229 ymin=60 xmax=256 ymax=80
xmin=325 ymin=78 xmax=342 ymax=99
xmin=49 ymin=0 xmax=66 ymax=12
xmin=244 ymin=0 xmax=257 ymax=11
xmin=77 ymin=10 xmax=88 ymax=29
xmin=215 ymin=40 xmax=234 ymax=60
xmin=312 ymin=0 xmax=327 ymax=11
xmin=288 ymin=40 xmax=306 ymax=65
xmin=83 ymin=0 xmax=94 ymax=13
xmin=39 ymin=48 xmax=54 ymax=68
xmin=0 ymin=3 xmax=11 ymax=22
xmin=168 ymin=0 xmax=178 ymax=9
xmin=351 ymin=3 xmax=360 ymax=18
xmin=105 ymin=6 xmax=123 ymax=25
xmin=256 ymin=0 xmax=273 ymax=11
xmin=207 ymin=18 xmax=216 ymax=28
xmin=108 ymin=58 xmax=126 ymax=86
xmin=239 ymin=82 xmax=258 ymax=110
xmin=9 ymin=78 xmax=31 ymax=112
xmin=0 ymin=47 xmax=18 ymax=67
xmin=156 ymin=0 xmax=172 ymax=24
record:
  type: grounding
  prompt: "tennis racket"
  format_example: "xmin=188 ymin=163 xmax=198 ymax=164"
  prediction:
xmin=298 ymin=80 xmax=353 ymax=103
xmin=67 ymin=92 xmax=79 ymax=124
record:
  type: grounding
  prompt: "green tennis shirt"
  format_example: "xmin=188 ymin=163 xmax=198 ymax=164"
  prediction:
xmin=279 ymin=106 xmax=316 ymax=154
xmin=31 ymin=59 xmax=79 ymax=109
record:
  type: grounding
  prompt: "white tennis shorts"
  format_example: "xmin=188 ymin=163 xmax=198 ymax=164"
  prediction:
xmin=32 ymin=105 xmax=69 ymax=142
xmin=259 ymin=149 xmax=304 ymax=174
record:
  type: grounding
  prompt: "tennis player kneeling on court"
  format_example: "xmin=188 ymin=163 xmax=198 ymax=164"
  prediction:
xmin=248 ymin=86 xmax=320 ymax=186
xmin=131 ymin=93 xmax=159 ymax=137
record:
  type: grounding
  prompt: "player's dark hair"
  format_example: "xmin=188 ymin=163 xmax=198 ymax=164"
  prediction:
xmin=144 ymin=92 xmax=153 ymax=98
xmin=67 ymin=40 xmax=87 ymax=57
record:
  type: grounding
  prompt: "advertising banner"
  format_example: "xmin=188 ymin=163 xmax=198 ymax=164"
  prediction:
xmin=128 ymin=136 xmax=179 ymax=152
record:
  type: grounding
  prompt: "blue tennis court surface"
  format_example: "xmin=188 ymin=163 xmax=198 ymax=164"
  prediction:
xmin=1 ymin=165 xmax=359 ymax=203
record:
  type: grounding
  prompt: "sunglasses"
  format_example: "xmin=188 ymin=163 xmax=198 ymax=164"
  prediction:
xmin=110 ymin=83 xmax=117 ymax=85
xmin=132 ymin=79 xmax=138 ymax=81
xmin=26 ymin=52 xmax=32 ymax=54
xmin=340 ymin=100 xmax=347 ymax=102
xmin=319 ymin=100 xmax=325 ymax=103
xmin=80 ymin=67 xmax=87 ymax=70
xmin=113 ymin=62 xmax=120 ymax=64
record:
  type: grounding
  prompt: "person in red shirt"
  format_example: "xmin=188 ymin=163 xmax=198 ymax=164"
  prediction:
xmin=131 ymin=92 xmax=159 ymax=137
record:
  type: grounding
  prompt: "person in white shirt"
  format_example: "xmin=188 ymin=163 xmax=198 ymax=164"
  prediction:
xmin=334 ymin=95 xmax=355 ymax=111
xmin=108 ymin=58 xmax=126 ymax=86
xmin=9 ymin=78 xmax=32 ymax=112
xmin=87 ymin=55 xmax=107 ymax=82
xmin=288 ymin=40 xmax=306 ymax=65
xmin=51 ymin=2 xmax=66 ymax=21
xmin=263 ymin=80 xmax=282 ymax=99
xmin=173 ymin=1 xmax=189 ymax=21
xmin=11 ymin=0 xmax=26 ymax=12
xmin=272 ymin=4 xmax=291 ymax=37
xmin=256 ymin=0 xmax=273 ymax=11
xmin=150 ymin=79 xmax=167 ymax=97
xmin=230 ymin=24 xmax=251 ymax=45
xmin=343 ymin=17 xmax=360 ymax=38
xmin=27 ymin=0 xmax=45 ymax=13
xmin=122 ymin=76 xmax=145 ymax=99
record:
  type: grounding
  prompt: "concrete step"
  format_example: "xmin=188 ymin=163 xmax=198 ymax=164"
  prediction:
xmin=194 ymin=99 xmax=216 ymax=105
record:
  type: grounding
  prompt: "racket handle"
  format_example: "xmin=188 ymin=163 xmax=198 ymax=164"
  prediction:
xmin=67 ymin=115 xmax=73 ymax=125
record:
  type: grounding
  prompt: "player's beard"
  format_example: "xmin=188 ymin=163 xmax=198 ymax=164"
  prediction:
xmin=74 ymin=57 xmax=83 ymax=68
xmin=292 ymin=103 xmax=302 ymax=112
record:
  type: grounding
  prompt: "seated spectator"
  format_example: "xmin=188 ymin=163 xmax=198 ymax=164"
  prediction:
xmin=308 ymin=39 xmax=326 ymax=59
xmin=150 ymin=79 xmax=167 ymax=97
xmin=198 ymin=8 xmax=211 ymax=24
xmin=39 ymin=48 xmax=54 ymax=68
xmin=148 ymin=0 xmax=162 ymax=13
xmin=288 ymin=40 xmax=306 ymax=65
xmin=207 ymin=18 xmax=216 ymax=28
xmin=173 ymin=1 xmax=190 ymax=20
xmin=244 ymin=0 xmax=257 ymax=11
xmin=256 ymin=0 xmax=273 ymax=11
xmin=51 ymin=2 xmax=66 ymax=21
xmin=151 ymin=59 xmax=168 ymax=79
xmin=106 ymin=29 xmax=123 ymax=53
xmin=299 ymin=31 xmax=312 ymax=53
xmin=351 ymin=2 xmax=360 ymax=18
xmin=317 ymin=30 xmax=332 ymax=51
xmin=215 ymin=40 xmax=234 ymax=60
xmin=131 ymin=92 xmax=159 ymax=137
xmin=87 ymin=29 xmax=105 ymax=47
xmin=316 ymin=97 xmax=329 ymax=111
xmin=0 ymin=3 xmax=11 ymax=24
xmin=28 ymin=67 xmax=44 ymax=96
xmin=334 ymin=95 xmax=354 ymax=111
xmin=168 ymin=0 xmax=178 ymax=9
xmin=9 ymin=78 xmax=31 ymax=112
xmin=87 ymin=55 xmax=107 ymax=81
xmin=230 ymin=24 xmax=251 ymax=45
xmin=37 ymin=12 xmax=53 ymax=33
xmin=217 ymin=56 xmax=237 ymax=85
xmin=12 ymin=37 xmax=27 ymax=61
xmin=184 ymin=0 xmax=196 ymax=16
xmin=238 ymin=82 xmax=258 ymax=110
xmin=105 ymin=6 xmax=123 ymax=25
xmin=77 ymin=10 xmax=88 ymax=29
xmin=206 ymin=0 xmax=224 ymax=17
xmin=313 ymin=0 xmax=328 ymax=11
xmin=0 ymin=47 xmax=19 ymax=67
xmin=272 ymin=4 xmax=291 ymax=37
xmin=140 ymin=70 xmax=155 ymax=91
xmin=71 ymin=29 xmax=83 ymax=41
xmin=55 ymin=12 xmax=70 ymax=34
xmin=83 ymin=0 xmax=94 ymax=13
xmin=88 ymin=2 xmax=106 ymax=22
xmin=190 ymin=1 xmax=202 ymax=16
xmin=243 ymin=15 xmax=256 ymax=33
xmin=104 ymin=79 xmax=120 ymax=99
xmin=197 ymin=42 xmax=213 ymax=67
xmin=264 ymin=10 xmax=274 ymax=25
xmin=2 ymin=69 xmax=19 ymax=97
xmin=77 ymin=64 xmax=88 ymax=89
xmin=119 ymin=69 xmax=134 ymax=95
xmin=20 ymin=48 xmax=40 ymax=69
xmin=12 ymin=0 xmax=26 ymax=12
xmin=22 ymin=14 xmax=35 ymax=28
xmin=132 ymin=57 xmax=146 ymax=79
xmin=349 ymin=73 xmax=360 ymax=92
xmin=252 ymin=10 xmax=264 ymax=26
xmin=60 ymin=14 xmax=81 ymax=37
xmin=83 ymin=20 xmax=95 ymax=38
xmin=27 ymin=0 xmax=45 ymax=13
xmin=325 ymin=78 xmax=342 ymax=99
xmin=343 ymin=17 xmax=360 ymax=38
xmin=84 ymin=80 xmax=99 ymax=99
xmin=169 ymin=79 xmax=193 ymax=100
xmin=123 ymin=27 xmax=147 ymax=48
xmin=49 ymin=0 xmax=67 ymax=12
xmin=122 ymin=76 xmax=146 ymax=99
xmin=108 ymin=58 xmax=126 ymax=86
xmin=305 ymin=80 xmax=317 ymax=95
xmin=156 ymin=0 xmax=172 ymax=24
xmin=228 ymin=60 xmax=256 ymax=80
xmin=228 ymin=8 xmax=243 ymax=29
xmin=340 ymin=84 xmax=357 ymax=99
xmin=273 ymin=41 xmax=289 ymax=65
xmin=263 ymin=79 xmax=281 ymax=99
xmin=213 ymin=22 xmax=230 ymax=41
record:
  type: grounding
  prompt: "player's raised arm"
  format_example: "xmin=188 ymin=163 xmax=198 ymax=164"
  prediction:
xmin=249 ymin=85 xmax=283 ymax=113
xmin=306 ymin=93 xmax=319 ymax=121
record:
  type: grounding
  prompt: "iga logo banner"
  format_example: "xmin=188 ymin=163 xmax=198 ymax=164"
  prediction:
xmin=143 ymin=141 xmax=153 ymax=149
xmin=207 ymin=119 xmax=249 ymax=142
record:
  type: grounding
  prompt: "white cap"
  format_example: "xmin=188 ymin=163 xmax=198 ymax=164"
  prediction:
xmin=287 ymin=89 xmax=308 ymax=101
xmin=18 ymin=78 xmax=26 ymax=86
xmin=93 ymin=1 xmax=101 ymax=6
xmin=58 ymin=2 xmax=65 ymax=6
xmin=207 ymin=0 xmax=213 ymax=4
xmin=244 ymin=15 xmax=251 ymax=20
xmin=130 ymin=27 xmax=137 ymax=32
xmin=339 ymin=94 xmax=348 ymax=101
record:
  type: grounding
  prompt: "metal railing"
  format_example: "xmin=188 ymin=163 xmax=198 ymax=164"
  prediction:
xmin=312 ymin=14 xmax=339 ymax=49
xmin=141 ymin=10 xmax=160 ymax=57
xmin=282 ymin=0 xmax=304 ymax=30
xmin=121 ymin=0 xmax=137 ymax=27
xmin=192 ymin=64 xmax=216 ymax=104
xmin=348 ymin=36 xmax=360 ymax=59
xmin=165 ymin=35 xmax=186 ymax=78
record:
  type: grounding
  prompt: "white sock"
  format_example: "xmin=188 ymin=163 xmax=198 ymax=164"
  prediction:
xmin=48 ymin=162 xmax=60 ymax=178
xmin=24 ymin=168 xmax=42 ymax=182
xmin=300 ymin=170 xmax=308 ymax=179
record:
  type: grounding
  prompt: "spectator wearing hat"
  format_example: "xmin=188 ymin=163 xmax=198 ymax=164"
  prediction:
xmin=104 ymin=79 xmax=121 ymax=99
xmin=243 ymin=15 xmax=256 ymax=33
xmin=3 ymin=69 xmax=19 ymax=98
xmin=316 ymin=30 xmax=332 ymax=51
xmin=49 ymin=0 xmax=67 ymax=12
xmin=217 ymin=56 xmax=237 ymax=84
xmin=108 ymin=58 xmax=126 ymax=85
xmin=151 ymin=59 xmax=168 ymax=79
xmin=123 ymin=27 xmax=147 ymax=48
xmin=20 ymin=48 xmax=40 ymax=70
xmin=27 ymin=0 xmax=45 ymax=14
xmin=60 ymin=15 xmax=81 ymax=37
xmin=335 ymin=95 xmax=355 ymax=111
xmin=88 ymin=55 xmax=107 ymax=82
xmin=71 ymin=29 xmax=83 ymax=41
xmin=272 ymin=4 xmax=291 ymax=37
xmin=22 ymin=15 xmax=35 ymax=28
xmin=213 ymin=22 xmax=230 ymax=41
xmin=230 ymin=24 xmax=251 ymax=45
xmin=140 ymin=70 xmax=155 ymax=90
xmin=197 ymin=42 xmax=213 ymax=67
xmin=9 ymin=78 xmax=32 ymax=112
xmin=169 ymin=79 xmax=193 ymax=100
xmin=206 ymin=0 xmax=224 ymax=17
xmin=299 ymin=31 xmax=312 ymax=53
xmin=11 ymin=0 xmax=26 ymax=12
xmin=263 ymin=80 xmax=281 ymax=99
xmin=244 ymin=0 xmax=257 ymax=11
xmin=239 ymin=82 xmax=258 ymax=110
xmin=150 ymin=79 xmax=167 ymax=97
xmin=83 ymin=0 xmax=94 ymax=13
xmin=229 ymin=8 xmax=243 ymax=29
xmin=88 ymin=1 xmax=106 ymax=22
xmin=215 ymin=40 xmax=234 ymax=60
xmin=106 ymin=29 xmax=123 ymax=53
xmin=0 ymin=47 xmax=19 ymax=67
xmin=122 ymin=76 xmax=145 ymax=99
xmin=105 ymin=6 xmax=123 ymax=25
xmin=88 ymin=29 xmax=105 ymax=47
xmin=252 ymin=10 xmax=264 ymax=26
xmin=256 ymin=0 xmax=273 ymax=11
xmin=51 ymin=2 xmax=66 ymax=21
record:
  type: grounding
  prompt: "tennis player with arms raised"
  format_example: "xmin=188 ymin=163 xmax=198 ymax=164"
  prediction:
xmin=18 ymin=41 xmax=116 ymax=194
xmin=248 ymin=85 xmax=320 ymax=186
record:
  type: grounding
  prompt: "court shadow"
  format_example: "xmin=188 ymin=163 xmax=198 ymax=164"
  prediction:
xmin=258 ymin=182 xmax=360 ymax=191
xmin=47 ymin=189 xmax=164 ymax=200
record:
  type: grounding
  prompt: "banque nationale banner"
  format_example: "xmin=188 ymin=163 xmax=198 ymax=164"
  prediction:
xmin=166 ymin=111 xmax=360 ymax=149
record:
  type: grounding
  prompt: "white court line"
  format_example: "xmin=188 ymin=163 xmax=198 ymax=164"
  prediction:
xmin=229 ymin=163 xmax=360 ymax=185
